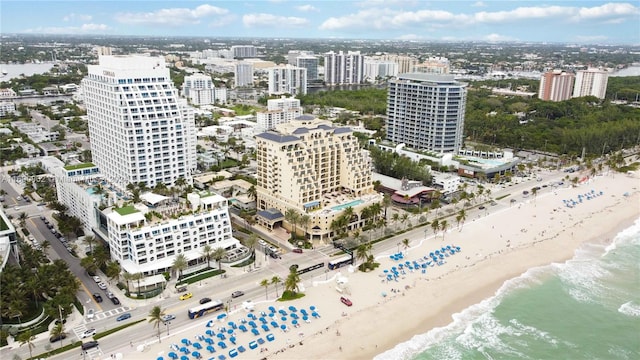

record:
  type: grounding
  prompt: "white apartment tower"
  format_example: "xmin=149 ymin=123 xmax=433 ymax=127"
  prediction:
xmin=323 ymin=51 xmax=364 ymax=85
xmin=386 ymin=74 xmax=467 ymax=153
xmin=268 ymin=65 xmax=307 ymax=96
xmin=363 ymin=59 xmax=398 ymax=82
xmin=256 ymin=96 xmax=302 ymax=131
xmin=182 ymin=73 xmax=216 ymax=105
xmin=573 ymin=68 xmax=609 ymax=99
xmin=82 ymin=55 xmax=197 ymax=192
xmin=235 ymin=62 xmax=254 ymax=88
xmin=231 ymin=45 xmax=257 ymax=59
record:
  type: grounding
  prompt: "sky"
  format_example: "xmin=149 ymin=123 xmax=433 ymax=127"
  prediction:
xmin=1 ymin=1 xmax=639 ymax=44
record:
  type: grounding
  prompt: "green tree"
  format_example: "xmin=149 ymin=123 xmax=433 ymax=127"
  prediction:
xmin=212 ymin=247 xmax=227 ymax=270
xmin=18 ymin=330 xmax=36 ymax=359
xmin=148 ymin=306 xmax=166 ymax=343
xmin=284 ymin=267 xmax=301 ymax=295
xmin=172 ymin=254 xmax=188 ymax=281
xmin=284 ymin=209 xmax=300 ymax=240
xmin=260 ymin=279 xmax=269 ymax=299
xmin=201 ymin=245 xmax=214 ymax=269
xmin=271 ymin=276 xmax=282 ymax=298
xmin=50 ymin=322 xmax=66 ymax=348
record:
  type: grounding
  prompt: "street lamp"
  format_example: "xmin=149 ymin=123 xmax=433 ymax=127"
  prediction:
xmin=424 ymin=229 xmax=428 ymax=240
xmin=165 ymin=321 xmax=171 ymax=335
xmin=396 ymin=242 xmax=400 ymax=253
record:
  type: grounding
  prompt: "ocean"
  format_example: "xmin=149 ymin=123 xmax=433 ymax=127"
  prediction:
xmin=375 ymin=218 xmax=640 ymax=360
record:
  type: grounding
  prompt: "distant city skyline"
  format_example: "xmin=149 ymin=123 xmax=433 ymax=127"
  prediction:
xmin=1 ymin=1 xmax=639 ymax=45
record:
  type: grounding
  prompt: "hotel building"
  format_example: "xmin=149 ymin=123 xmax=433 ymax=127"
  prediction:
xmin=255 ymin=116 xmax=382 ymax=242
xmin=363 ymin=59 xmax=398 ymax=83
xmin=82 ymin=55 xmax=197 ymax=192
xmin=386 ymin=74 xmax=467 ymax=154
xmin=182 ymin=73 xmax=217 ymax=106
xmin=538 ymin=70 xmax=575 ymax=101
xmin=573 ymin=68 xmax=609 ymax=99
xmin=323 ymin=51 xmax=364 ymax=85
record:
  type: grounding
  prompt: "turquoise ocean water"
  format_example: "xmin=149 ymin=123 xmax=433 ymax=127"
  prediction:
xmin=375 ymin=218 xmax=640 ymax=360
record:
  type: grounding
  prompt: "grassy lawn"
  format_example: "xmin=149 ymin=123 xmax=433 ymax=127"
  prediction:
xmin=63 ymin=162 xmax=95 ymax=171
xmin=115 ymin=205 xmax=139 ymax=215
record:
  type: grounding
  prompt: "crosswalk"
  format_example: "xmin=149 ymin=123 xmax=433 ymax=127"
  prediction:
xmin=86 ymin=306 xmax=131 ymax=322
xmin=72 ymin=325 xmax=103 ymax=359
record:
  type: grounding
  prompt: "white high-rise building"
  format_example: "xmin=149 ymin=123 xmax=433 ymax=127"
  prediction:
xmin=573 ymin=68 xmax=609 ymax=99
xmin=235 ymin=62 xmax=254 ymax=88
xmin=182 ymin=73 xmax=216 ymax=106
xmin=256 ymin=96 xmax=302 ymax=131
xmin=386 ymin=74 xmax=467 ymax=153
xmin=231 ymin=45 xmax=257 ymax=59
xmin=323 ymin=51 xmax=364 ymax=85
xmin=82 ymin=55 xmax=197 ymax=191
xmin=363 ymin=59 xmax=398 ymax=82
xmin=267 ymin=65 xmax=307 ymax=96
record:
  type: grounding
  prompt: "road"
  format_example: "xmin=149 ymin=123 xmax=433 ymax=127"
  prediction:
xmin=5 ymin=167 xmax=571 ymax=360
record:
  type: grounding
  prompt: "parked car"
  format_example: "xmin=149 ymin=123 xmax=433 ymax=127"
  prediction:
xmin=199 ymin=297 xmax=212 ymax=304
xmin=179 ymin=292 xmax=193 ymax=301
xmin=92 ymin=276 xmax=101 ymax=283
xmin=106 ymin=291 xmax=115 ymax=299
xmin=92 ymin=293 xmax=103 ymax=303
xmin=116 ymin=313 xmax=131 ymax=321
xmin=231 ymin=291 xmax=244 ymax=298
xmin=292 ymin=248 xmax=303 ymax=253
xmin=97 ymin=282 xmax=107 ymax=290
xmin=49 ymin=333 xmax=67 ymax=343
xmin=162 ymin=314 xmax=176 ymax=322
xmin=176 ymin=286 xmax=188 ymax=293
xmin=340 ymin=297 xmax=353 ymax=306
xmin=86 ymin=309 xmax=95 ymax=320
xmin=80 ymin=329 xmax=96 ymax=339
xmin=81 ymin=340 xmax=99 ymax=350
xmin=269 ymin=252 xmax=281 ymax=259
xmin=110 ymin=297 xmax=120 ymax=305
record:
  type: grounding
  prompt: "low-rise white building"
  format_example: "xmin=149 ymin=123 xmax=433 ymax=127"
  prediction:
xmin=431 ymin=172 xmax=461 ymax=195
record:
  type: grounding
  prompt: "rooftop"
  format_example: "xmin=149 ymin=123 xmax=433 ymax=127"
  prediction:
xmin=64 ymin=162 xmax=96 ymax=171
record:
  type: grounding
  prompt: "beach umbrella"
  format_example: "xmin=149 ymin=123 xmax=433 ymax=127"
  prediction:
xmin=302 ymin=315 xmax=309 ymax=321
xmin=238 ymin=346 xmax=246 ymax=353
xmin=281 ymin=316 xmax=287 ymax=322
xmin=218 ymin=355 xmax=226 ymax=360
xmin=204 ymin=337 xmax=214 ymax=345
xmin=292 ymin=320 xmax=298 ymax=326
xmin=181 ymin=339 xmax=189 ymax=345
xmin=310 ymin=306 xmax=316 ymax=311
xmin=230 ymin=336 xmax=236 ymax=345
xmin=168 ymin=352 xmax=178 ymax=360
xmin=206 ymin=345 xmax=215 ymax=353
xmin=226 ymin=329 xmax=233 ymax=335
xmin=262 ymin=324 xmax=270 ymax=332
xmin=181 ymin=356 xmax=189 ymax=360
xmin=280 ymin=324 xmax=287 ymax=331
xmin=193 ymin=342 xmax=202 ymax=350
xmin=300 ymin=309 xmax=308 ymax=315
xmin=191 ymin=351 xmax=200 ymax=358
xmin=291 ymin=313 xmax=299 ymax=319
xmin=218 ymin=341 xmax=227 ymax=349
xmin=180 ymin=347 xmax=189 ymax=354
xmin=259 ymin=317 xmax=267 ymax=323
xmin=217 ymin=313 xmax=226 ymax=320
xmin=288 ymin=306 xmax=297 ymax=312
xmin=268 ymin=306 xmax=276 ymax=313
xmin=238 ymin=325 xmax=247 ymax=332
xmin=251 ymin=328 xmax=260 ymax=336
xmin=158 ymin=357 xmax=164 ymax=360
xmin=271 ymin=321 xmax=279 ymax=328
xmin=206 ymin=330 xmax=215 ymax=337
xmin=312 ymin=312 xmax=319 ymax=318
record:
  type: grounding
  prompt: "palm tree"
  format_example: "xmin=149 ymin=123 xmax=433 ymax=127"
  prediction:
xmin=50 ymin=322 xmax=66 ymax=348
xmin=284 ymin=209 xmax=300 ymax=240
xmin=201 ymin=245 xmax=214 ymax=269
xmin=148 ymin=306 xmax=166 ymax=343
xmin=391 ymin=213 xmax=400 ymax=230
xmin=271 ymin=276 xmax=282 ymax=298
xmin=247 ymin=185 xmax=257 ymax=201
xmin=456 ymin=209 xmax=467 ymax=231
xmin=83 ymin=235 xmax=97 ymax=254
xmin=430 ymin=219 xmax=440 ymax=238
xmin=284 ymin=267 xmax=301 ymax=295
xmin=260 ymin=279 xmax=269 ymax=299
xmin=402 ymin=238 xmax=410 ymax=254
xmin=133 ymin=272 xmax=144 ymax=296
xmin=212 ymin=247 xmax=227 ymax=270
xmin=400 ymin=213 xmax=409 ymax=228
xmin=382 ymin=194 xmax=392 ymax=219
xmin=105 ymin=261 xmax=121 ymax=284
xmin=355 ymin=244 xmax=369 ymax=268
xmin=18 ymin=212 xmax=28 ymax=228
xmin=298 ymin=214 xmax=311 ymax=242
xmin=244 ymin=234 xmax=258 ymax=256
xmin=18 ymin=329 xmax=36 ymax=359
xmin=122 ymin=272 xmax=134 ymax=294
xmin=440 ymin=220 xmax=449 ymax=242
xmin=172 ymin=254 xmax=188 ymax=281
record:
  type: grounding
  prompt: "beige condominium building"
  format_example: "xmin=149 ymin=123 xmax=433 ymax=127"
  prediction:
xmin=255 ymin=115 xmax=382 ymax=242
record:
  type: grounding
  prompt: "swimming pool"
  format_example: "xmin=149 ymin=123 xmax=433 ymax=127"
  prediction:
xmin=331 ymin=199 xmax=364 ymax=211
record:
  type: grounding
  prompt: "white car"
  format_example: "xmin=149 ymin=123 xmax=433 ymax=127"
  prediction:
xmin=86 ymin=309 xmax=95 ymax=320
xmin=92 ymin=276 xmax=101 ymax=283
xmin=97 ymin=282 xmax=107 ymax=290
xmin=80 ymin=328 xmax=96 ymax=339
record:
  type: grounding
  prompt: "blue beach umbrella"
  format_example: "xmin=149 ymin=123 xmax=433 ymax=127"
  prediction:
xmin=207 ymin=345 xmax=215 ymax=353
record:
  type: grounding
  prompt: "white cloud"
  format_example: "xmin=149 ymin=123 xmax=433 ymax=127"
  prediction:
xmin=63 ymin=13 xmax=92 ymax=22
xmin=296 ymin=5 xmax=318 ymax=12
xmin=356 ymin=0 xmax=418 ymax=7
xmin=576 ymin=3 xmax=639 ymax=20
xmin=472 ymin=1 xmax=487 ymax=7
xmin=116 ymin=4 xmax=229 ymax=26
xmin=24 ymin=24 xmax=110 ymax=34
xmin=485 ymin=33 xmax=516 ymax=42
xmin=396 ymin=33 xmax=422 ymax=40
xmin=243 ymin=13 xmax=309 ymax=28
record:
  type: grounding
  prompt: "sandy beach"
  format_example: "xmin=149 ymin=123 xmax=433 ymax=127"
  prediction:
xmin=136 ymin=171 xmax=639 ymax=360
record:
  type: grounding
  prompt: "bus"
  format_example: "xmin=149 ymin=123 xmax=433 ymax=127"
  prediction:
xmin=187 ymin=300 xmax=224 ymax=319
xmin=328 ymin=255 xmax=353 ymax=270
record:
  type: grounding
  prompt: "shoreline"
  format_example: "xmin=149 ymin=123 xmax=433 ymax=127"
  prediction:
xmin=267 ymin=173 xmax=640 ymax=360
xmin=132 ymin=172 xmax=639 ymax=360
